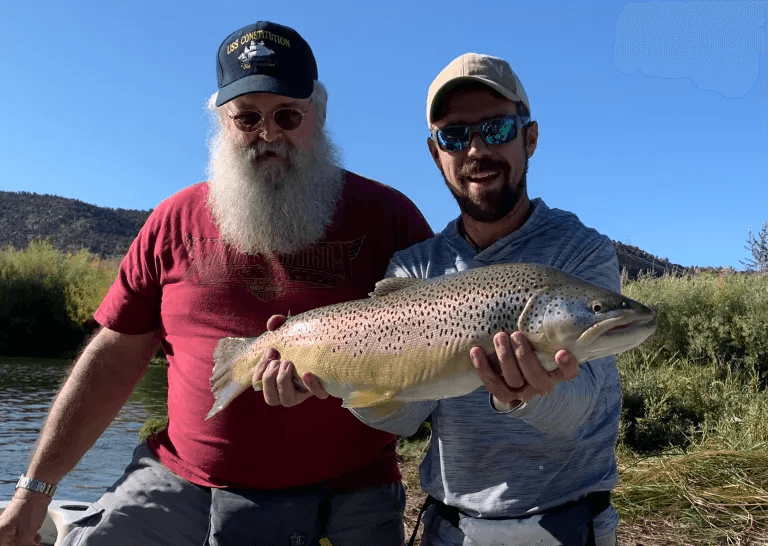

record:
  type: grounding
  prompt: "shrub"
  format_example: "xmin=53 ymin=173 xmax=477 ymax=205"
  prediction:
xmin=622 ymin=271 xmax=768 ymax=379
xmin=617 ymin=270 xmax=768 ymax=454
xmin=0 ymin=240 xmax=118 ymax=356
xmin=741 ymin=221 xmax=768 ymax=271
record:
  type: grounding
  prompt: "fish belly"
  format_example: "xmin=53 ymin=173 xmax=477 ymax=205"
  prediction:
xmin=275 ymin=338 xmax=488 ymax=405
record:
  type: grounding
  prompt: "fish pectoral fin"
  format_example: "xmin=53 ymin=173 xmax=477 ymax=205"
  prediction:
xmin=369 ymin=277 xmax=424 ymax=297
xmin=534 ymin=351 xmax=559 ymax=371
xmin=342 ymin=390 xmax=397 ymax=408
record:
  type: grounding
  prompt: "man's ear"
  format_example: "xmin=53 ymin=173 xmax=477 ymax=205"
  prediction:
xmin=525 ymin=121 xmax=539 ymax=158
xmin=427 ymin=137 xmax=442 ymax=170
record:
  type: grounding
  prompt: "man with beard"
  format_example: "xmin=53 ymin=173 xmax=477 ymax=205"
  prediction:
xmin=0 ymin=21 xmax=432 ymax=546
xmin=347 ymin=54 xmax=623 ymax=546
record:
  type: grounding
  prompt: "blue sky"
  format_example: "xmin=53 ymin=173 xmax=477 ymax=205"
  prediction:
xmin=1 ymin=1 xmax=765 ymax=269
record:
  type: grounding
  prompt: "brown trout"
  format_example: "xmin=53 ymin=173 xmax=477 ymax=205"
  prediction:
xmin=207 ymin=262 xmax=656 ymax=419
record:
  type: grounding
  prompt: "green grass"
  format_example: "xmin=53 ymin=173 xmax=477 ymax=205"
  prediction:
xmin=618 ymin=348 xmax=768 ymax=455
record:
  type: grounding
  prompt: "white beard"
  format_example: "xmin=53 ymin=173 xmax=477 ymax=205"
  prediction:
xmin=206 ymin=127 xmax=344 ymax=256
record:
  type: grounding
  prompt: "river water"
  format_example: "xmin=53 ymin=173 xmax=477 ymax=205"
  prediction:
xmin=0 ymin=357 xmax=168 ymax=503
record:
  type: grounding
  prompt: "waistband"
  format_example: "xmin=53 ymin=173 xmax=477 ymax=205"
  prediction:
xmin=407 ymin=491 xmax=612 ymax=546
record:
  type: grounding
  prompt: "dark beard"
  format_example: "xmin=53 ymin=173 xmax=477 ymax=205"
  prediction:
xmin=444 ymin=157 xmax=528 ymax=223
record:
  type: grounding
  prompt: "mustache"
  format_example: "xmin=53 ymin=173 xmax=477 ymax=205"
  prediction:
xmin=457 ymin=158 xmax=509 ymax=178
xmin=239 ymin=140 xmax=297 ymax=165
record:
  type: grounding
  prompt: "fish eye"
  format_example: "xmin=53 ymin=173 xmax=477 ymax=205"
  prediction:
xmin=592 ymin=301 xmax=603 ymax=313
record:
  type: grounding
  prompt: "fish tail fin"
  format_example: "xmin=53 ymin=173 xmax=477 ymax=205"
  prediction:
xmin=206 ymin=337 xmax=260 ymax=420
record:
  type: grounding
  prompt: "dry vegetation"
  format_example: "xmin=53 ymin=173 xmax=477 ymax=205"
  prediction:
xmin=399 ymin=437 xmax=430 ymax=545
xmin=614 ymin=450 xmax=768 ymax=545
xmin=397 ymin=443 xmax=768 ymax=545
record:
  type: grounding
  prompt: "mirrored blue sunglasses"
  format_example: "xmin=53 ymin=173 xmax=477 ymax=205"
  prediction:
xmin=431 ymin=115 xmax=532 ymax=152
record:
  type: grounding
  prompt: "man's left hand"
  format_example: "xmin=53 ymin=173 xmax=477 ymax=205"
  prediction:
xmin=471 ymin=331 xmax=579 ymax=409
xmin=252 ymin=315 xmax=330 ymax=407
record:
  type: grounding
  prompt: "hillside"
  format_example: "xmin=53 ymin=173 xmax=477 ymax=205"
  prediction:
xmin=614 ymin=241 xmax=688 ymax=280
xmin=0 ymin=191 xmax=686 ymax=277
xmin=0 ymin=191 xmax=152 ymax=259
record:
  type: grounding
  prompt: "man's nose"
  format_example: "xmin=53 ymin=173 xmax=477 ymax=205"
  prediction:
xmin=256 ymin=117 xmax=282 ymax=142
xmin=465 ymin=132 xmax=492 ymax=158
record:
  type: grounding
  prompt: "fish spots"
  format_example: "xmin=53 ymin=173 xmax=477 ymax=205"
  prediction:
xmin=271 ymin=263 xmax=568 ymax=358
xmin=213 ymin=261 xmax=656 ymax=413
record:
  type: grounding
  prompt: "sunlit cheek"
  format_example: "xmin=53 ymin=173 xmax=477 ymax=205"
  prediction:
xmin=289 ymin=124 xmax=315 ymax=151
xmin=222 ymin=124 xmax=249 ymax=147
xmin=439 ymin=157 xmax=461 ymax=187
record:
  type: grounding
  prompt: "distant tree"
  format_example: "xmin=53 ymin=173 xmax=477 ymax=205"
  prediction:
xmin=741 ymin=222 xmax=768 ymax=271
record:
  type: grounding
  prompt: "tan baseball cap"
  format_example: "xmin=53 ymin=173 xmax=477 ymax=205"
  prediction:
xmin=426 ymin=53 xmax=530 ymax=127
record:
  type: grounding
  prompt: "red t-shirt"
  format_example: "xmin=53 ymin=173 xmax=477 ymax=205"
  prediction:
xmin=95 ymin=171 xmax=433 ymax=490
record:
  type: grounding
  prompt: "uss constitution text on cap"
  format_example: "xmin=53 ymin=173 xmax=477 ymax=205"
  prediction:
xmin=215 ymin=21 xmax=317 ymax=107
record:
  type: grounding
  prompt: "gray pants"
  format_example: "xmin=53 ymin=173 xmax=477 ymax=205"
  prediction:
xmin=419 ymin=503 xmax=619 ymax=546
xmin=61 ymin=444 xmax=406 ymax=546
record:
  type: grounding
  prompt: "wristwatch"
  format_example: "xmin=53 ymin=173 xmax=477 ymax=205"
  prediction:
xmin=15 ymin=475 xmax=57 ymax=497
xmin=489 ymin=392 xmax=526 ymax=414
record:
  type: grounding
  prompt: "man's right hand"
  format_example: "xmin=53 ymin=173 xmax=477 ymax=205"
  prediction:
xmin=0 ymin=491 xmax=50 ymax=546
xmin=251 ymin=315 xmax=329 ymax=407
xmin=471 ymin=331 xmax=579 ymax=409
xmin=1 ymin=328 xmax=160 ymax=546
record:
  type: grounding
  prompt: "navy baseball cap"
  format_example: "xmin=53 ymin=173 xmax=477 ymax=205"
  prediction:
xmin=215 ymin=21 xmax=318 ymax=107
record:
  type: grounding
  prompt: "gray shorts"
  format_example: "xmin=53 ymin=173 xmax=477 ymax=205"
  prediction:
xmin=60 ymin=443 xmax=406 ymax=546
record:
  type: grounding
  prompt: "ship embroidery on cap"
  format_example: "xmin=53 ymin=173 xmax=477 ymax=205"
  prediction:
xmin=238 ymin=41 xmax=275 ymax=69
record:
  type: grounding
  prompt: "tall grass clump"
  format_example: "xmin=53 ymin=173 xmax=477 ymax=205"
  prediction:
xmin=0 ymin=240 xmax=119 ymax=357
xmin=618 ymin=347 xmax=768 ymax=454
xmin=614 ymin=270 xmax=768 ymax=544
xmin=614 ymin=450 xmax=768 ymax=545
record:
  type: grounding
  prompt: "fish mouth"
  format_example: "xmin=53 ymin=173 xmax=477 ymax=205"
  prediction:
xmin=577 ymin=314 xmax=656 ymax=345
xmin=604 ymin=317 xmax=656 ymax=336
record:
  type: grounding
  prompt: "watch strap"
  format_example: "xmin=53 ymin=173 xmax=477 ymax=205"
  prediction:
xmin=16 ymin=475 xmax=57 ymax=497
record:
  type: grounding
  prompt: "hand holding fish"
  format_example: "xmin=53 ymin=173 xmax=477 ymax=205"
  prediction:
xmin=471 ymin=331 xmax=579 ymax=410
xmin=254 ymin=315 xmax=329 ymax=407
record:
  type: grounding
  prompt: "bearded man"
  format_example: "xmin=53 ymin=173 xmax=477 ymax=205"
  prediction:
xmin=0 ymin=21 xmax=432 ymax=546
xmin=349 ymin=54 xmax=623 ymax=546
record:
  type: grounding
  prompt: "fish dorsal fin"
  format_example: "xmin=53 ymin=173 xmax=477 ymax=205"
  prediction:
xmin=369 ymin=277 xmax=424 ymax=297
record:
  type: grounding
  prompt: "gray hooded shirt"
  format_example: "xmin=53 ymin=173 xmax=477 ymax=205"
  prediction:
xmin=351 ymin=198 xmax=622 ymax=537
